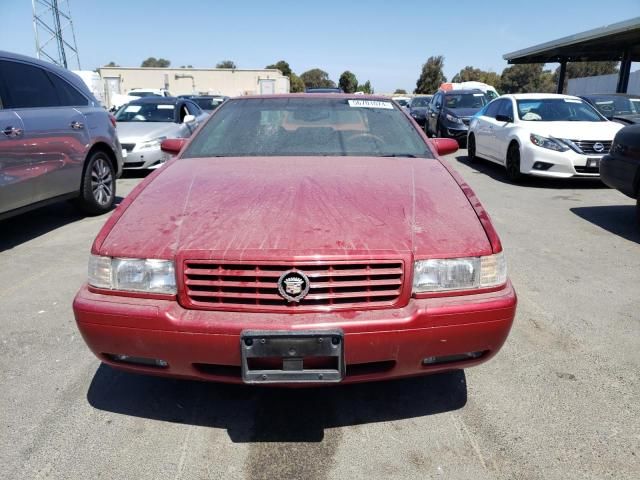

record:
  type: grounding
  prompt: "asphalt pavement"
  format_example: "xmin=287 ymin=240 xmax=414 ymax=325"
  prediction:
xmin=1 ymin=154 xmax=638 ymax=480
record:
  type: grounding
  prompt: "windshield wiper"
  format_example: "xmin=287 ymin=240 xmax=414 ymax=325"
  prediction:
xmin=381 ymin=154 xmax=419 ymax=158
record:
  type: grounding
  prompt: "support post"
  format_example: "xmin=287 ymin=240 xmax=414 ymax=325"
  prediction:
xmin=556 ymin=60 xmax=567 ymax=94
xmin=616 ymin=49 xmax=632 ymax=93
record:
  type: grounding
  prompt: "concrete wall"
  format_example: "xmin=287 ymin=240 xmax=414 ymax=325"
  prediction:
xmin=98 ymin=67 xmax=290 ymax=98
xmin=568 ymin=70 xmax=640 ymax=95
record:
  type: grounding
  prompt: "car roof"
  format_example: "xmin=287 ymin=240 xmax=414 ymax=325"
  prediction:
xmin=128 ymin=96 xmax=181 ymax=105
xmin=232 ymin=93 xmax=398 ymax=102
xmin=442 ymin=89 xmax=483 ymax=95
xmin=580 ymin=93 xmax=640 ymax=98
xmin=505 ymin=93 xmax=583 ymax=100
xmin=0 ymin=49 xmax=97 ymax=104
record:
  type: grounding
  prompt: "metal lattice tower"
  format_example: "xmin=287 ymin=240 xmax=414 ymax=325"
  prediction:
xmin=32 ymin=0 xmax=81 ymax=69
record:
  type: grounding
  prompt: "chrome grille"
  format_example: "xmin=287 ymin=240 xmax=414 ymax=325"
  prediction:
xmin=570 ymin=140 xmax=612 ymax=155
xmin=121 ymin=143 xmax=136 ymax=152
xmin=182 ymin=260 xmax=405 ymax=311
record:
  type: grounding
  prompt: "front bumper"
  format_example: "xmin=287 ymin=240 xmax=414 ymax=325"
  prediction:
xmin=521 ymin=144 xmax=605 ymax=178
xmin=73 ymin=282 xmax=517 ymax=385
xmin=122 ymin=146 xmax=171 ymax=170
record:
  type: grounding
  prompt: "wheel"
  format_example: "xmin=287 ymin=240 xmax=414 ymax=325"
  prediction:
xmin=506 ymin=143 xmax=523 ymax=183
xmin=468 ymin=134 xmax=477 ymax=163
xmin=77 ymin=150 xmax=116 ymax=215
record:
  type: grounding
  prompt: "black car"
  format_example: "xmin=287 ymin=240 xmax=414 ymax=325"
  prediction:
xmin=190 ymin=95 xmax=229 ymax=112
xmin=600 ymin=124 xmax=640 ymax=226
xmin=580 ymin=93 xmax=640 ymax=125
xmin=407 ymin=95 xmax=432 ymax=127
xmin=426 ymin=89 xmax=488 ymax=146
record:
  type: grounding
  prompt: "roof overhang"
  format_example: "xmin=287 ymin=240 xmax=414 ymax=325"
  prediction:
xmin=503 ymin=17 xmax=640 ymax=64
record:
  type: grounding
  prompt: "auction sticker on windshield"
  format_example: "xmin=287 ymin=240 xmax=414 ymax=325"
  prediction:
xmin=348 ymin=100 xmax=394 ymax=109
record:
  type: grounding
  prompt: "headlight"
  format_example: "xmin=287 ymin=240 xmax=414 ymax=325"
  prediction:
xmin=446 ymin=113 xmax=463 ymax=124
xmin=412 ymin=252 xmax=506 ymax=293
xmin=529 ymin=134 xmax=568 ymax=152
xmin=137 ymin=136 xmax=167 ymax=150
xmin=88 ymin=255 xmax=176 ymax=294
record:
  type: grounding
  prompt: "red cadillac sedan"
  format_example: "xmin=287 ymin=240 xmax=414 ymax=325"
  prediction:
xmin=73 ymin=95 xmax=517 ymax=385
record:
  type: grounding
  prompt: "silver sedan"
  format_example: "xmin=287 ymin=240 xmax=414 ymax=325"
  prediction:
xmin=114 ymin=97 xmax=208 ymax=170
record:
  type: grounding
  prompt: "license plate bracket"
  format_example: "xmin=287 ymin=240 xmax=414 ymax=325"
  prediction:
xmin=240 ymin=330 xmax=344 ymax=384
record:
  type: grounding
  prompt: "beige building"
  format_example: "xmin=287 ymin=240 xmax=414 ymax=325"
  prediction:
xmin=98 ymin=66 xmax=290 ymax=105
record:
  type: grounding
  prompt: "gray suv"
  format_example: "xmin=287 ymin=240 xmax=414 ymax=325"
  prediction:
xmin=0 ymin=51 xmax=123 ymax=220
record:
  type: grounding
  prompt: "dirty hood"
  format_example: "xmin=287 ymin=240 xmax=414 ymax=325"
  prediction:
xmin=99 ymin=156 xmax=492 ymax=260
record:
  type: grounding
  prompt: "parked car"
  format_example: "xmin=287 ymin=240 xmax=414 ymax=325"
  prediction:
xmin=114 ymin=97 xmax=209 ymax=170
xmin=600 ymin=124 xmax=640 ymax=226
xmin=407 ymin=95 xmax=433 ymax=126
xmin=426 ymin=89 xmax=488 ymax=146
xmin=73 ymin=94 xmax=517 ymax=386
xmin=467 ymin=93 xmax=624 ymax=181
xmin=189 ymin=95 xmax=229 ymax=112
xmin=579 ymin=93 xmax=640 ymax=125
xmin=392 ymin=96 xmax=411 ymax=108
xmin=0 ymin=50 xmax=123 ymax=220
xmin=440 ymin=82 xmax=500 ymax=101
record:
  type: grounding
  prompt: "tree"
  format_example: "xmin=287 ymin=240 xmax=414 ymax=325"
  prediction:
xmin=141 ymin=57 xmax=170 ymax=68
xmin=414 ymin=56 xmax=446 ymax=94
xmin=499 ymin=64 xmax=555 ymax=94
xmin=554 ymin=61 xmax=619 ymax=91
xmin=289 ymin=73 xmax=305 ymax=93
xmin=394 ymin=89 xmax=407 ymax=94
xmin=300 ymin=68 xmax=335 ymax=89
xmin=266 ymin=60 xmax=292 ymax=77
xmin=451 ymin=66 xmax=500 ymax=87
xmin=356 ymin=80 xmax=373 ymax=94
xmin=104 ymin=61 xmax=119 ymax=67
xmin=216 ymin=60 xmax=236 ymax=69
xmin=338 ymin=71 xmax=358 ymax=93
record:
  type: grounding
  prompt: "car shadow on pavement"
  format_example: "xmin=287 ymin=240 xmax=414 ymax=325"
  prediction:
xmin=87 ymin=364 xmax=467 ymax=442
xmin=571 ymin=205 xmax=640 ymax=243
xmin=0 ymin=197 xmax=125 ymax=252
xmin=455 ymin=155 xmax=608 ymax=190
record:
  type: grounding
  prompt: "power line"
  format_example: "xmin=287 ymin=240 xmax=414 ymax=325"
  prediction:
xmin=32 ymin=0 xmax=81 ymax=69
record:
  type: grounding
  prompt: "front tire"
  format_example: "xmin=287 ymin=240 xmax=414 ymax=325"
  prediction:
xmin=506 ymin=143 xmax=523 ymax=183
xmin=78 ymin=150 xmax=116 ymax=215
xmin=468 ymin=134 xmax=477 ymax=163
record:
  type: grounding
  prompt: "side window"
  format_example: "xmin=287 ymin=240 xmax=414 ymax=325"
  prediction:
xmin=0 ymin=60 xmax=61 ymax=108
xmin=185 ymin=101 xmax=202 ymax=116
xmin=47 ymin=73 xmax=88 ymax=106
xmin=497 ymin=99 xmax=514 ymax=119
xmin=484 ymin=99 xmax=503 ymax=119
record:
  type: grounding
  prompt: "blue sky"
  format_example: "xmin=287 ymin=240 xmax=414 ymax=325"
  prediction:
xmin=2 ymin=1 xmax=639 ymax=92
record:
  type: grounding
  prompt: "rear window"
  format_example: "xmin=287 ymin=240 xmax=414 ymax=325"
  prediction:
xmin=183 ymin=97 xmax=432 ymax=158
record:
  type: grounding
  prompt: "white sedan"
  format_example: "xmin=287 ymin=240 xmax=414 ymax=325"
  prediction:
xmin=467 ymin=93 xmax=624 ymax=181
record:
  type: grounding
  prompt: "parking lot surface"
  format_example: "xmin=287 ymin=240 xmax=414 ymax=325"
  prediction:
xmin=1 ymin=153 xmax=638 ymax=480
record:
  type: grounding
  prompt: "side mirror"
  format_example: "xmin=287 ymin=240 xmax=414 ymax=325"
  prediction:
xmin=495 ymin=114 xmax=513 ymax=123
xmin=183 ymin=114 xmax=196 ymax=124
xmin=160 ymin=138 xmax=187 ymax=155
xmin=432 ymin=138 xmax=459 ymax=156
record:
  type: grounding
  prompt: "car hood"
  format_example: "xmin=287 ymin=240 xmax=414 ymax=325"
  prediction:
xmin=99 ymin=156 xmax=492 ymax=260
xmin=116 ymin=122 xmax=181 ymax=142
xmin=525 ymin=121 xmax=624 ymax=140
xmin=445 ymin=107 xmax=481 ymax=118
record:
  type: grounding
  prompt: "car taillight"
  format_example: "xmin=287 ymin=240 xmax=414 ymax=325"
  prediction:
xmin=109 ymin=113 xmax=117 ymax=128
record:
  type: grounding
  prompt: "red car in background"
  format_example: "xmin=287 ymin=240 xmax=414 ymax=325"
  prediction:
xmin=73 ymin=95 xmax=517 ymax=385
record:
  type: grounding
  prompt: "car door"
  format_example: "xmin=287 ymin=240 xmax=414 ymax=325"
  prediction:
xmin=479 ymin=99 xmax=506 ymax=162
xmin=492 ymin=98 xmax=516 ymax=162
xmin=0 ymin=59 xmax=91 ymax=204
xmin=473 ymin=100 xmax=501 ymax=160
xmin=427 ymin=93 xmax=442 ymax=135
xmin=0 ymin=102 xmax=30 ymax=214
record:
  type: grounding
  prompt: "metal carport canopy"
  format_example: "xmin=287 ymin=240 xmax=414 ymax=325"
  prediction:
xmin=503 ymin=17 xmax=640 ymax=93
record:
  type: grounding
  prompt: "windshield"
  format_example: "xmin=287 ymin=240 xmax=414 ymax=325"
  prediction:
xmin=411 ymin=97 xmax=431 ymax=107
xmin=485 ymin=90 xmax=499 ymax=101
xmin=517 ymin=98 xmax=605 ymax=122
xmin=444 ymin=93 xmax=487 ymax=109
xmin=183 ymin=97 xmax=432 ymax=158
xmin=586 ymin=96 xmax=640 ymax=116
xmin=114 ymin=103 xmax=176 ymax=122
